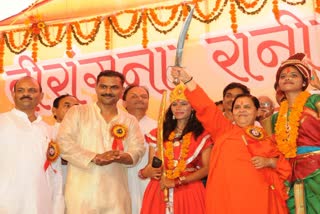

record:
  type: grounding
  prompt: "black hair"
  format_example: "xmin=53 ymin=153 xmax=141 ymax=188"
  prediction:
xmin=163 ymin=104 xmax=204 ymax=141
xmin=231 ymin=94 xmax=260 ymax=112
xmin=122 ymin=84 xmax=149 ymax=101
xmin=215 ymin=100 xmax=223 ymax=105
xmin=223 ymin=82 xmax=250 ymax=97
xmin=53 ymin=94 xmax=73 ymax=108
xmin=97 ymin=70 xmax=125 ymax=85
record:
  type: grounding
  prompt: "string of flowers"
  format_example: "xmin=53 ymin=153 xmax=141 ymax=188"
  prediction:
xmin=281 ymin=0 xmax=305 ymax=6
xmin=104 ymin=18 xmax=111 ymax=50
xmin=142 ymin=10 xmax=148 ymax=48
xmin=147 ymin=9 xmax=183 ymax=34
xmin=193 ymin=0 xmax=227 ymax=23
xmin=147 ymin=4 xmax=181 ymax=34
xmin=272 ymin=0 xmax=280 ymax=21
xmin=165 ymin=132 xmax=192 ymax=179
xmin=230 ymin=0 xmax=238 ymax=33
xmin=274 ymin=91 xmax=310 ymax=158
xmin=0 ymin=34 xmax=4 ymax=73
xmin=315 ymin=0 xmax=320 ymax=13
xmin=32 ymin=35 xmax=38 ymax=62
xmin=0 ymin=0 xmax=309 ymax=67
xmin=39 ymin=24 xmax=66 ymax=47
xmin=109 ymin=10 xmax=139 ymax=38
xmin=71 ymin=17 xmax=102 ymax=45
xmin=4 ymin=30 xmax=32 ymax=54
xmin=236 ymin=0 xmax=268 ymax=15
xmin=66 ymin=24 xmax=73 ymax=58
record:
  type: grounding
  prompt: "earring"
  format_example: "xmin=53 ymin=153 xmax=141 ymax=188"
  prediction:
xmin=190 ymin=110 xmax=194 ymax=119
xmin=172 ymin=115 xmax=175 ymax=120
xmin=302 ymin=83 xmax=306 ymax=87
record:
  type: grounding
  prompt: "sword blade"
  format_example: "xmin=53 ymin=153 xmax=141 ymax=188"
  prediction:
xmin=175 ymin=6 xmax=195 ymax=67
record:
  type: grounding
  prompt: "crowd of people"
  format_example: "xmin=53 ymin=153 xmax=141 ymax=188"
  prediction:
xmin=0 ymin=52 xmax=319 ymax=214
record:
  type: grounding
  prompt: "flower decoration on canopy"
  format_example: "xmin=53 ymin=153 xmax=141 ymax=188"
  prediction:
xmin=23 ymin=14 xmax=46 ymax=62
xmin=24 ymin=14 xmax=46 ymax=35
xmin=0 ymin=0 xmax=310 ymax=72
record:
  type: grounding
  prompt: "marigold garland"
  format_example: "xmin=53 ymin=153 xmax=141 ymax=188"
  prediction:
xmin=104 ymin=18 xmax=111 ymax=50
xmin=272 ymin=0 xmax=280 ymax=21
xmin=230 ymin=0 xmax=238 ymax=33
xmin=39 ymin=24 xmax=66 ymax=47
xmin=282 ymin=0 xmax=305 ymax=6
xmin=165 ymin=132 xmax=192 ymax=179
xmin=142 ymin=10 xmax=148 ymax=48
xmin=147 ymin=9 xmax=183 ymax=34
xmin=108 ymin=13 xmax=142 ymax=39
xmin=275 ymin=91 xmax=310 ymax=158
xmin=71 ymin=17 xmax=101 ymax=45
xmin=316 ymin=0 xmax=320 ymax=13
xmin=4 ymin=30 xmax=32 ymax=54
xmin=66 ymin=25 xmax=74 ymax=58
xmin=193 ymin=0 xmax=227 ymax=24
xmin=0 ymin=34 xmax=4 ymax=73
xmin=0 ymin=0 xmax=309 ymax=61
xmin=149 ymin=5 xmax=179 ymax=27
xmin=236 ymin=0 xmax=268 ymax=15
xmin=110 ymin=10 xmax=139 ymax=36
xmin=32 ymin=35 xmax=38 ymax=62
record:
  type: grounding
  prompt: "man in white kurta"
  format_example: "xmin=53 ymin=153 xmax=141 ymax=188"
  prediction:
xmin=57 ymin=70 xmax=145 ymax=214
xmin=122 ymin=85 xmax=157 ymax=214
xmin=0 ymin=76 xmax=63 ymax=214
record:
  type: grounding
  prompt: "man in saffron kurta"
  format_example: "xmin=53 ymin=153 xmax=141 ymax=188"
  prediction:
xmin=57 ymin=71 xmax=145 ymax=214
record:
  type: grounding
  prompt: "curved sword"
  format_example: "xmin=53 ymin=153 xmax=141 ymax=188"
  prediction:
xmin=173 ymin=6 xmax=195 ymax=85
xmin=175 ymin=6 xmax=194 ymax=67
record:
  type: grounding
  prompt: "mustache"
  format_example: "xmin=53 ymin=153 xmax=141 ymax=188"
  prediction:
xmin=102 ymin=93 xmax=114 ymax=97
xmin=135 ymin=101 xmax=145 ymax=104
xmin=20 ymin=96 xmax=32 ymax=100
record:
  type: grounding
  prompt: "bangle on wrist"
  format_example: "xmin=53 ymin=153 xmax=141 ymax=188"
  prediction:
xmin=138 ymin=168 xmax=147 ymax=179
xmin=183 ymin=76 xmax=193 ymax=84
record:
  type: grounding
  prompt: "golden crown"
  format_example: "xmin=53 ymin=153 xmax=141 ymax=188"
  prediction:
xmin=169 ymin=83 xmax=187 ymax=103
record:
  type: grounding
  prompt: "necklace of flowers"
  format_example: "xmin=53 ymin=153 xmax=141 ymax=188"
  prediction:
xmin=275 ymin=91 xmax=310 ymax=158
xmin=164 ymin=131 xmax=192 ymax=179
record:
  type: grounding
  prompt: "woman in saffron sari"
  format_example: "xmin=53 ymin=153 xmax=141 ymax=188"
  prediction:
xmin=271 ymin=53 xmax=320 ymax=213
xmin=140 ymin=84 xmax=212 ymax=214
xmin=170 ymin=67 xmax=292 ymax=214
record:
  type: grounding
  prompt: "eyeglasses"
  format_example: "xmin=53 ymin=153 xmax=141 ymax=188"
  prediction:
xmin=260 ymin=102 xmax=271 ymax=107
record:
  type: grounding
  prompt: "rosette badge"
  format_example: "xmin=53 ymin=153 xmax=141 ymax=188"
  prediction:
xmin=44 ymin=140 xmax=60 ymax=171
xmin=111 ymin=124 xmax=127 ymax=151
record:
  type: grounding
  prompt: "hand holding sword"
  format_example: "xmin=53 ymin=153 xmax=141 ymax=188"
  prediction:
xmin=170 ymin=6 xmax=195 ymax=85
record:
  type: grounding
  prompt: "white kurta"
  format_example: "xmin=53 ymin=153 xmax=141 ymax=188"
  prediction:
xmin=56 ymin=103 xmax=145 ymax=214
xmin=50 ymin=122 xmax=65 ymax=214
xmin=127 ymin=116 xmax=157 ymax=214
xmin=0 ymin=109 xmax=52 ymax=214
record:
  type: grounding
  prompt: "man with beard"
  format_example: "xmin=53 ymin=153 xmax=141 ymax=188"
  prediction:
xmin=57 ymin=70 xmax=145 ymax=213
xmin=0 ymin=76 xmax=61 ymax=214
xmin=122 ymin=85 xmax=157 ymax=214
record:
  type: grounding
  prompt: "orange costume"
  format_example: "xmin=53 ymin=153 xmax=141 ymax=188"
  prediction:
xmin=141 ymin=129 xmax=212 ymax=214
xmin=185 ymin=85 xmax=292 ymax=214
